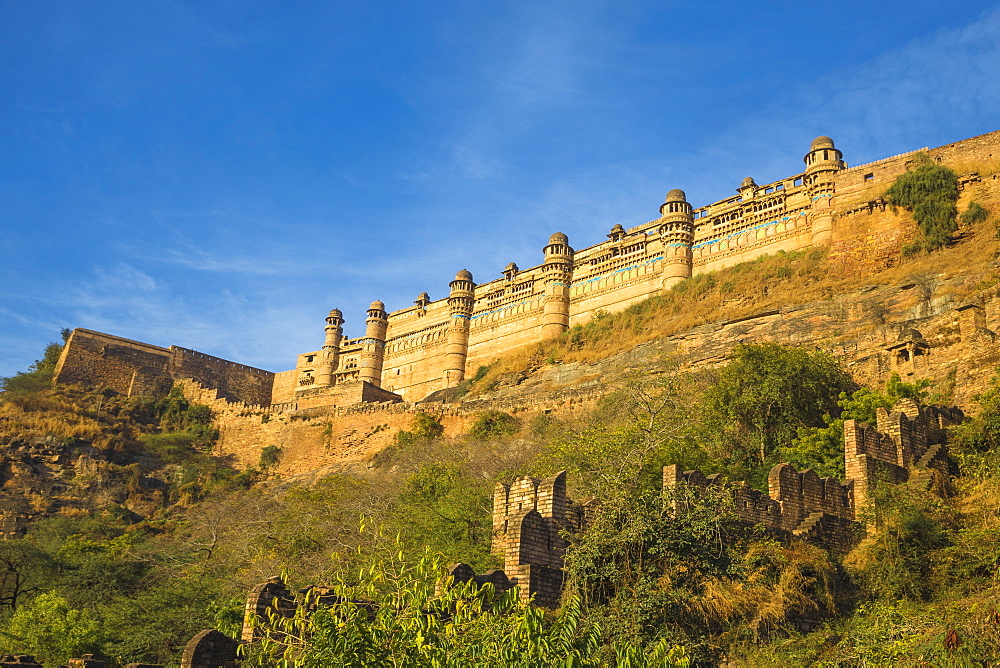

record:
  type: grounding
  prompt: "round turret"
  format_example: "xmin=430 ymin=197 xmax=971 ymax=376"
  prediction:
xmin=811 ymin=136 xmax=835 ymax=150
xmin=504 ymin=262 xmax=518 ymax=273
xmin=327 ymin=308 xmax=343 ymax=319
xmin=368 ymin=300 xmax=385 ymax=312
xmin=658 ymin=184 xmax=694 ymax=289
xmin=454 ymin=269 xmax=473 ymax=282
xmin=660 ymin=187 xmax=693 ymax=217
xmin=741 ymin=177 xmax=756 ymax=187
xmin=803 ymin=135 xmax=845 ymax=171
xmin=549 ymin=232 xmax=568 ymax=245
xmin=804 ymin=135 xmax=844 ymax=247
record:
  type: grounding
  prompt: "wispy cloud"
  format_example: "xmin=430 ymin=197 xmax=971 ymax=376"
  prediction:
xmin=684 ymin=6 xmax=1000 ymax=203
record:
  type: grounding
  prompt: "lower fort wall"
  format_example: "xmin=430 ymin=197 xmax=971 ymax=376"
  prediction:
xmin=185 ymin=380 xmax=602 ymax=476
xmin=169 ymin=346 xmax=273 ymax=406
xmin=53 ymin=329 xmax=174 ymax=398
xmin=54 ymin=329 xmax=274 ymax=406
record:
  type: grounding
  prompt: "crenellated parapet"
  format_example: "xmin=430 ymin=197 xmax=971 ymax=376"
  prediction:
xmin=664 ymin=463 xmax=857 ymax=552
xmin=666 ymin=398 xmax=963 ymax=553
xmin=488 ymin=470 xmax=589 ymax=607
xmin=845 ymin=399 xmax=963 ymax=509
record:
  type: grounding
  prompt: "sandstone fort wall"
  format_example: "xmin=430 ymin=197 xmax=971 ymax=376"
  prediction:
xmin=279 ymin=130 xmax=1000 ymax=403
xmin=53 ymin=130 xmax=1000 ymax=412
xmin=54 ymin=329 xmax=273 ymax=406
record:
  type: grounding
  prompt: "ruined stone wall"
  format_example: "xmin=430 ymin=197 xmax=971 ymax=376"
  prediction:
xmin=845 ymin=399 xmax=963 ymax=508
xmin=663 ymin=463 xmax=854 ymax=546
xmin=663 ymin=399 xmax=962 ymax=554
xmin=489 ymin=471 xmax=582 ymax=607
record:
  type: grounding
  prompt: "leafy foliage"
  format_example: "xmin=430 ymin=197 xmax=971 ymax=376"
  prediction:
xmin=566 ymin=487 xmax=843 ymax=663
xmin=467 ymin=411 xmax=521 ymax=440
xmin=885 ymin=161 xmax=959 ymax=251
xmin=3 ymin=592 xmax=103 ymax=665
xmin=961 ymin=200 xmax=988 ymax=226
xmin=780 ymin=374 xmax=932 ymax=478
xmin=702 ymin=343 xmax=856 ymax=481
xmin=259 ymin=444 xmax=282 ymax=469
xmin=242 ymin=542 xmax=689 ymax=667
xmin=0 ymin=341 xmax=63 ymax=398
xmin=392 ymin=412 xmax=445 ymax=449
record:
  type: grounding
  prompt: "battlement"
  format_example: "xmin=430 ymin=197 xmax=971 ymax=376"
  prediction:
xmin=664 ymin=463 xmax=854 ymax=538
xmin=846 ymin=400 xmax=962 ymax=508
xmin=276 ymin=129 xmax=1000 ymax=405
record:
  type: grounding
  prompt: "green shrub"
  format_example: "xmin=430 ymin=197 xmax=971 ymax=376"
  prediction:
xmin=468 ymin=411 xmax=520 ymax=440
xmin=885 ymin=162 xmax=959 ymax=250
xmin=0 ymin=342 xmax=64 ymax=398
xmin=960 ymin=200 xmax=988 ymax=226
xmin=259 ymin=445 xmax=282 ymax=469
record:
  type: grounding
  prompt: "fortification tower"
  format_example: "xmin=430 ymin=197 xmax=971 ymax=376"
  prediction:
xmin=444 ymin=269 xmax=476 ymax=387
xmin=542 ymin=232 xmax=573 ymax=339
xmin=315 ymin=308 xmax=344 ymax=387
xmin=658 ymin=188 xmax=694 ymax=288
xmin=804 ymin=136 xmax=845 ymax=245
xmin=358 ymin=301 xmax=388 ymax=387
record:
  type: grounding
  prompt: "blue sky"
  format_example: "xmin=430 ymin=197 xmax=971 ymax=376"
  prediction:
xmin=2 ymin=1 xmax=1000 ymax=376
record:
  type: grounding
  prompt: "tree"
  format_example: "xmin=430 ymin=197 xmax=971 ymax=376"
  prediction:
xmin=780 ymin=374 xmax=930 ymax=478
xmin=538 ymin=365 xmax=713 ymax=498
xmin=2 ymin=592 xmax=103 ymax=664
xmin=703 ymin=343 xmax=856 ymax=476
xmin=0 ymin=341 xmax=63 ymax=397
xmin=467 ymin=411 xmax=520 ymax=440
xmin=884 ymin=161 xmax=959 ymax=251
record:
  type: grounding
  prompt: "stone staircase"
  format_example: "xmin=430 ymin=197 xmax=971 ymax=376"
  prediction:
xmin=792 ymin=511 xmax=826 ymax=538
xmin=907 ymin=442 xmax=945 ymax=491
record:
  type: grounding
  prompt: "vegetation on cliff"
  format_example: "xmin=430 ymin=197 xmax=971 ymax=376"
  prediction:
xmin=884 ymin=157 xmax=959 ymax=253
xmin=8 ymin=341 xmax=982 ymax=666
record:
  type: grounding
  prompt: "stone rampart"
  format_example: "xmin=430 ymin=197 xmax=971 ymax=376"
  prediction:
xmin=487 ymin=471 xmax=587 ymax=607
xmin=54 ymin=328 xmax=274 ymax=406
xmin=53 ymin=329 xmax=173 ymax=398
xmin=666 ymin=398 xmax=962 ymax=554
xmin=169 ymin=346 xmax=273 ymax=406
xmin=273 ymin=129 xmax=1000 ymax=403
xmin=664 ymin=463 xmax=856 ymax=549
xmin=56 ymin=130 xmax=1000 ymax=410
xmin=845 ymin=399 xmax=962 ymax=509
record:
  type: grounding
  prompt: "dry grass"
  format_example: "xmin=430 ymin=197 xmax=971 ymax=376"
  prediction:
xmin=0 ymin=385 xmax=147 ymax=449
xmin=466 ymin=213 xmax=999 ymax=396
xmin=689 ymin=542 xmax=837 ymax=639
xmin=950 ymin=157 xmax=1000 ymax=179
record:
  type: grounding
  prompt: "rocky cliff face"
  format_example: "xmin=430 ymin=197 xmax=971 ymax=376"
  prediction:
xmin=0 ymin=388 xmax=221 ymax=537
xmin=0 ymin=435 xmax=165 ymax=538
